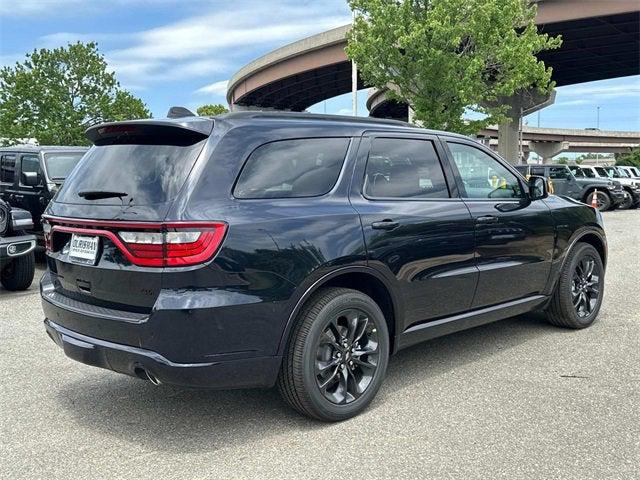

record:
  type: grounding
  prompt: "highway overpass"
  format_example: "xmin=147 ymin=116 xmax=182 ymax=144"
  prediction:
xmin=227 ymin=0 xmax=639 ymax=113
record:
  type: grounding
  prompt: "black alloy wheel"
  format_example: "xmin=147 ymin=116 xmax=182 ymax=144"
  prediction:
xmin=278 ymin=287 xmax=389 ymax=421
xmin=571 ymin=255 xmax=601 ymax=318
xmin=314 ymin=308 xmax=380 ymax=405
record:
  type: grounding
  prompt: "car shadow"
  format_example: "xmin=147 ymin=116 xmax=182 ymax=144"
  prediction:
xmin=54 ymin=311 xmax=561 ymax=453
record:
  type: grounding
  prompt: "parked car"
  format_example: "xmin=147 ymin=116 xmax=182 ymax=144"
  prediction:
xmin=516 ymin=164 xmax=624 ymax=211
xmin=41 ymin=111 xmax=607 ymax=421
xmin=0 ymin=145 xmax=89 ymax=239
xmin=618 ymin=165 xmax=640 ymax=178
xmin=579 ymin=165 xmax=640 ymax=209
xmin=0 ymin=199 xmax=36 ymax=291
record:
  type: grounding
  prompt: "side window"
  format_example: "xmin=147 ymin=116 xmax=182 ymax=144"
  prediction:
xmin=549 ymin=167 xmax=570 ymax=180
xmin=1 ymin=155 xmax=16 ymax=184
xmin=20 ymin=154 xmax=43 ymax=185
xmin=447 ymin=142 xmax=524 ymax=199
xmin=234 ymin=138 xmax=350 ymax=199
xmin=363 ymin=138 xmax=449 ymax=199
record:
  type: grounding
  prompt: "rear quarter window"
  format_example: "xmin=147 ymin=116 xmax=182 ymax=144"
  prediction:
xmin=234 ymin=138 xmax=351 ymax=199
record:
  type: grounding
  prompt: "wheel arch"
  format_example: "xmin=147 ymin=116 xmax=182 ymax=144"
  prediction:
xmin=277 ymin=266 xmax=402 ymax=356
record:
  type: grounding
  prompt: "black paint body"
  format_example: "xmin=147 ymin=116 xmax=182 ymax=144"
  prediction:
xmin=41 ymin=113 xmax=607 ymax=389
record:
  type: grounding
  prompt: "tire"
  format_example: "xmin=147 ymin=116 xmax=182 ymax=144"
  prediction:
xmin=277 ymin=287 xmax=390 ymax=421
xmin=618 ymin=190 xmax=634 ymax=210
xmin=1 ymin=252 xmax=35 ymax=291
xmin=545 ymin=243 xmax=604 ymax=329
xmin=584 ymin=190 xmax=611 ymax=211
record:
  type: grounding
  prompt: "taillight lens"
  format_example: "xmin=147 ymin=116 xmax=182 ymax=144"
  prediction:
xmin=117 ymin=223 xmax=227 ymax=267
xmin=43 ymin=219 xmax=52 ymax=251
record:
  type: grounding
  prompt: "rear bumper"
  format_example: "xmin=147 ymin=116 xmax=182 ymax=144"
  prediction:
xmin=44 ymin=319 xmax=282 ymax=389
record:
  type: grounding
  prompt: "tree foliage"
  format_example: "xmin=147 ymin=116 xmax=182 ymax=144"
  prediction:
xmin=197 ymin=104 xmax=229 ymax=116
xmin=0 ymin=42 xmax=150 ymax=146
xmin=346 ymin=0 xmax=562 ymax=134
xmin=615 ymin=149 xmax=640 ymax=168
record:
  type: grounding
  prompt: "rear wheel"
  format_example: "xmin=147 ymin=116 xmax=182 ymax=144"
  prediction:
xmin=584 ymin=191 xmax=611 ymax=211
xmin=278 ymin=287 xmax=390 ymax=421
xmin=546 ymin=243 xmax=604 ymax=329
xmin=1 ymin=252 xmax=35 ymax=291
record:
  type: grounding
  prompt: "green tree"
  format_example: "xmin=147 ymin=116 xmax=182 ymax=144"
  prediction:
xmin=196 ymin=104 xmax=229 ymax=116
xmin=346 ymin=0 xmax=562 ymax=134
xmin=615 ymin=149 xmax=640 ymax=168
xmin=0 ymin=42 xmax=150 ymax=146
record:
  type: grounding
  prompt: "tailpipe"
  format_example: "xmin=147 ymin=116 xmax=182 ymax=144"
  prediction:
xmin=135 ymin=367 xmax=161 ymax=385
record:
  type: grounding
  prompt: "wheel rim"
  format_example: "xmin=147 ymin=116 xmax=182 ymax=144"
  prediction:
xmin=571 ymin=255 xmax=601 ymax=318
xmin=590 ymin=192 xmax=607 ymax=210
xmin=314 ymin=308 xmax=380 ymax=405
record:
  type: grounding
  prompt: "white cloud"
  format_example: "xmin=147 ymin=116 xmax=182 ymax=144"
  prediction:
xmin=195 ymin=80 xmax=229 ymax=96
xmin=559 ymin=81 xmax=640 ymax=100
xmin=33 ymin=0 xmax=350 ymax=92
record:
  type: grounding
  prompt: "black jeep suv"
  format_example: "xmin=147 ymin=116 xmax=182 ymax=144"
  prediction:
xmin=1 ymin=200 xmax=36 ymax=291
xmin=41 ymin=112 xmax=607 ymax=421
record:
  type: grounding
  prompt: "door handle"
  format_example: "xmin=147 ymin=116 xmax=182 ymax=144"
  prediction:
xmin=371 ymin=219 xmax=399 ymax=230
xmin=476 ymin=215 xmax=499 ymax=224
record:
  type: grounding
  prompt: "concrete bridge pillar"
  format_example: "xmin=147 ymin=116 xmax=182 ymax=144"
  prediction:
xmin=493 ymin=89 xmax=556 ymax=165
xmin=529 ymin=141 xmax=570 ymax=164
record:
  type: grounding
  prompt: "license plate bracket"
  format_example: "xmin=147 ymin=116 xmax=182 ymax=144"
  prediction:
xmin=69 ymin=234 xmax=100 ymax=265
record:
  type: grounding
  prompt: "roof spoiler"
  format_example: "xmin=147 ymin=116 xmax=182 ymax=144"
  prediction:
xmin=85 ymin=118 xmax=214 ymax=146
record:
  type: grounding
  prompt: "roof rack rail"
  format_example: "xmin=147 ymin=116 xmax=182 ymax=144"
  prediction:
xmin=232 ymin=111 xmax=414 ymax=127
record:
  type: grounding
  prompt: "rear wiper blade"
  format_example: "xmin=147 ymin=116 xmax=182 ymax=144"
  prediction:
xmin=78 ymin=190 xmax=129 ymax=200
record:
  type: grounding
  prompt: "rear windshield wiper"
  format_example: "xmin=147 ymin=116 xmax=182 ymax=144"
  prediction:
xmin=78 ymin=190 xmax=129 ymax=200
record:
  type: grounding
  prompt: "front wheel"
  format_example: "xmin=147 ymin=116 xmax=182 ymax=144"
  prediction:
xmin=277 ymin=287 xmax=390 ymax=421
xmin=618 ymin=191 xmax=634 ymax=210
xmin=545 ymin=243 xmax=604 ymax=329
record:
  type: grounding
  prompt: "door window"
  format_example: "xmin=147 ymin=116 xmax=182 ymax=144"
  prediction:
xmin=363 ymin=138 xmax=449 ymax=199
xmin=447 ymin=142 xmax=524 ymax=199
xmin=20 ymin=154 xmax=43 ymax=186
xmin=548 ymin=167 xmax=572 ymax=180
xmin=1 ymin=155 xmax=16 ymax=184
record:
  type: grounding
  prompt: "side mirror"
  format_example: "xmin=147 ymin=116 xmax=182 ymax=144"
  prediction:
xmin=21 ymin=171 xmax=41 ymax=187
xmin=529 ymin=175 xmax=548 ymax=200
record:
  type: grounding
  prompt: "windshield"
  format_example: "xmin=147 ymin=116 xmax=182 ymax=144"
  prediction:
xmin=580 ymin=167 xmax=596 ymax=178
xmin=603 ymin=167 xmax=619 ymax=178
xmin=44 ymin=152 xmax=86 ymax=180
xmin=56 ymin=141 xmax=206 ymax=206
xmin=595 ymin=167 xmax=609 ymax=177
xmin=632 ymin=167 xmax=640 ymax=177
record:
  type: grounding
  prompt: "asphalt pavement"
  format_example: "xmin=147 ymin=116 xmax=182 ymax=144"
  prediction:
xmin=1 ymin=210 xmax=638 ymax=479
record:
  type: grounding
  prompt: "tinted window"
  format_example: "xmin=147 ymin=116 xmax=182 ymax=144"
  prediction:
xmin=447 ymin=142 xmax=523 ymax=199
xmin=20 ymin=154 xmax=43 ymax=185
xmin=580 ymin=167 xmax=596 ymax=178
xmin=364 ymin=138 xmax=449 ymax=199
xmin=1 ymin=155 xmax=16 ymax=184
xmin=549 ymin=167 xmax=571 ymax=180
xmin=56 ymin=142 xmax=205 ymax=206
xmin=234 ymin=138 xmax=350 ymax=199
xmin=44 ymin=152 xmax=85 ymax=180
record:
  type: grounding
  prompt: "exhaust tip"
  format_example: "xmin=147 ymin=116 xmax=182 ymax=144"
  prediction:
xmin=134 ymin=367 xmax=161 ymax=385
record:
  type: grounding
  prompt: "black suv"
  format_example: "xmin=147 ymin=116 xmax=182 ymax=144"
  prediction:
xmin=41 ymin=112 xmax=607 ymax=421
xmin=0 ymin=145 xmax=88 ymax=238
xmin=1 ymin=200 xmax=36 ymax=290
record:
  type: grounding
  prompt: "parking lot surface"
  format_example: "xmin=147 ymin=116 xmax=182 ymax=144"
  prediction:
xmin=1 ymin=210 xmax=638 ymax=480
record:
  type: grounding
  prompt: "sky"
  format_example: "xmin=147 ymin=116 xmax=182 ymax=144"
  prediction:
xmin=1 ymin=0 xmax=639 ymax=133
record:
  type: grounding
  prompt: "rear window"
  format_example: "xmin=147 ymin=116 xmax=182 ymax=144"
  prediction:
xmin=44 ymin=152 xmax=86 ymax=180
xmin=234 ymin=138 xmax=350 ymax=199
xmin=56 ymin=141 xmax=205 ymax=206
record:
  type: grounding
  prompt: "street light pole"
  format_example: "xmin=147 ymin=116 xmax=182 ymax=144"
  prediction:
xmin=351 ymin=11 xmax=358 ymax=116
xmin=597 ymin=106 xmax=600 ymax=129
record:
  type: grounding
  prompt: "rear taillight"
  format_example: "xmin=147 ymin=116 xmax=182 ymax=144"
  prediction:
xmin=43 ymin=219 xmax=52 ymax=251
xmin=44 ymin=217 xmax=227 ymax=268
xmin=117 ymin=224 xmax=227 ymax=267
xmin=117 ymin=223 xmax=227 ymax=267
